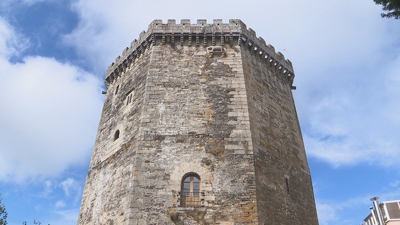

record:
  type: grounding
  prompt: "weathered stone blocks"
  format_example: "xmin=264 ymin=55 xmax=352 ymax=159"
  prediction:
xmin=78 ymin=19 xmax=318 ymax=225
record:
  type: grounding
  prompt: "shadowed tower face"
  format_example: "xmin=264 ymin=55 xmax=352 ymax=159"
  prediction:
xmin=78 ymin=19 xmax=319 ymax=225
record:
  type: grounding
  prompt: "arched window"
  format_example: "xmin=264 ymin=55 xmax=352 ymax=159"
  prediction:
xmin=181 ymin=173 xmax=201 ymax=207
xmin=114 ymin=130 xmax=120 ymax=141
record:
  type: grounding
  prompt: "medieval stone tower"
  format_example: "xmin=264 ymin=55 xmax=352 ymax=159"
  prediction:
xmin=78 ymin=19 xmax=319 ymax=225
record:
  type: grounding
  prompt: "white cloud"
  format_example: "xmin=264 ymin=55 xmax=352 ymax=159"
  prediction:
xmin=21 ymin=0 xmax=51 ymax=4
xmin=63 ymin=0 xmax=400 ymax=168
xmin=50 ymin=208 xmax=80 ymax=225
xmin=1 ymin=0 xmax=52 ymax=6
xmin=0 ymin=0 xmax=395 ymax=184
xmin=55 ymin=200 xmax=66 ymax=209
xmin=317 ymin=202 xmax=339 ymax=225
xmin=0 ymin=17 xmax=30 ymax=58
xmin=60 ymin=178 xmax=79 ymax=197
xmin=63 ymin=0 xmax=386 ymax=72
xmin=0 ymin=15 xmax=103 ymax=182
xmin=390 ymin=181 xmax=400 ymax=188
xmin=0 ymin=0 xmax=54 ymax=18
xmin=315 ymin=187 xmax=400 ymax=225
xmin=40 ymin=180 xmax=54 ymax=197
xmin=316 ymin=196 xmax=372 ymax=225
xmin=302 ymin=54 xmax=400 ymax=168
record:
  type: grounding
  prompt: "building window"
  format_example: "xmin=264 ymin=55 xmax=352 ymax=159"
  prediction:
xmin=115 ymin=85 xmax=119 ymax=95
xmin=126 ymin=93 xmax=133 ymax=105
xmin=386 ymin=202 xmax=400 ymax=219
xmin=181 ymin=173 xmax=201 ymax=207
xmin=114 ymin=130 xmax=120 ymax=141
xmin=126 ymin=89 xmax=134 ymax=105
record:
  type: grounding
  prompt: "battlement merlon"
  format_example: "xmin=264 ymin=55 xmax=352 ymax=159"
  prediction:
xmin=105 ymin=19 xmax=295 ymax=87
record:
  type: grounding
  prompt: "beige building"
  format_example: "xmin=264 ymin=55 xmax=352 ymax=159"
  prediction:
xmin=77 ymin=19 xmax=318 ymax=224
xmin=364 ymin=200 xmax=400 ymax=225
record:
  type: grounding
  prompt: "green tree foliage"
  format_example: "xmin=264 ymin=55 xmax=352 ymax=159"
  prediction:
xmin=374 ymin=0 xmax=400 ymax=19
xmin=0 ymin=194 xmax=7 ymax=225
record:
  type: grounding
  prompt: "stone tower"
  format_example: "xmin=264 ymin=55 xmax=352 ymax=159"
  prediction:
xmin=78 ymin=19 xmax=319 ymax=225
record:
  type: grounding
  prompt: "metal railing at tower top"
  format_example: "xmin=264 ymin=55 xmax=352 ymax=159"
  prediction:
xmin=180 ymin=192 xmax=204 ymax=207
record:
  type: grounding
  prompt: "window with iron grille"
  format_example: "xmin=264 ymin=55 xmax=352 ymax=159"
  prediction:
xmin=181 ymin=173 xmax=201 ymax=207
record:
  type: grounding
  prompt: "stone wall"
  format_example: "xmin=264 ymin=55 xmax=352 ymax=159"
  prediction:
xmin=128 ymin=43 xmax=259 ymax=224
xmin=78 ymin=19 xmax=318 ymax=225
xmin=78 ymin=46 xmax=151 ymax=224
xmin=240 ymin=41 xmax=318 ymax=224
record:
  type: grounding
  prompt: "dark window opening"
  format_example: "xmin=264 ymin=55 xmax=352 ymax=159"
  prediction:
xmin=115 ymin=85 xmax=119 ymax=95
xmin=114 ymin=130 xmax=120 ymax=141
xmin=126 ymin=94 xmax=133 ymax=105
xmin=285 ymin=177 xmax=290 ymax=193
xmin=181 ymin=173 xmax=201 ymax=207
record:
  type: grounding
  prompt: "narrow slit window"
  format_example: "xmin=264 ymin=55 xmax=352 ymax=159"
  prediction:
xmin=115 ymin=85 xmax=119 ymax=95
xmin=114 ymin=130 xmax=120 ymax=141
xmin=285 ymin=177 xmax=290 ymax=193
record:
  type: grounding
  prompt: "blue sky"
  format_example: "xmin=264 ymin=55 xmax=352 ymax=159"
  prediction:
xmin=0 ymin=0 xmax=399 ymax=224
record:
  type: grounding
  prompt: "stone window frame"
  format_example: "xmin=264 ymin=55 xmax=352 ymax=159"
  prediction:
xmin=180 ymin=172 xmax=201 ymax=207
xmin=125 ymin=88 xmax=135 ymax=105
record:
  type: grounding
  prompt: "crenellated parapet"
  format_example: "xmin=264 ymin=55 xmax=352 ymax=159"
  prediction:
xmin=105 ymin=19 xmax=295 ymax=87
